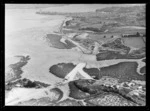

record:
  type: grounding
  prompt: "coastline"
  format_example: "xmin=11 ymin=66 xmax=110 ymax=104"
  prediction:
xmin=5 ymin=7 xmax=145 ymax=106
xmin=5 ymin=12 xmax=69 ymax=105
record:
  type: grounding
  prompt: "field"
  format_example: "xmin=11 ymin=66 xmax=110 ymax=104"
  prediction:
xmin=122 ymin=37 xmax=145 ymax=48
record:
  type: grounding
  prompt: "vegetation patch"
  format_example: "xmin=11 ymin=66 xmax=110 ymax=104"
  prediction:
xmin=49 ymin=63 xmax=75 ymax=78
xmin=99 ymin=62 xmax=145 ymax=83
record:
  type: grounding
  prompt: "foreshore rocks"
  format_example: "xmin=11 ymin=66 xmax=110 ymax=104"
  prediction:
xmin=5 ymin=55 xmax=30 ymax=83
xmin=5 ymin=78 xmax=50 ymax=91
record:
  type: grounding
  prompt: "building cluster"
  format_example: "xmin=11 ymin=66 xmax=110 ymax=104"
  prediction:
xmin=121 ymin=32 xmax=145 ymax=37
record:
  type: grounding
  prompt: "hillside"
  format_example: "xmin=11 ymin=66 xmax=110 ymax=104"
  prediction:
xmin=96 ymin=5 xmax=145 ymax=13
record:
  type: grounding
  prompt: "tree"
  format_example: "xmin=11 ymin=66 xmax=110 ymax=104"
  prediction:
xmin=136 ymin=32 xmax=140 ymax=37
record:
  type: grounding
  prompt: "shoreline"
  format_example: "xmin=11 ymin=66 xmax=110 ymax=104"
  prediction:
xmin=45 ymin=15 xmax=145 ymax=78
xmin=5 ymin=9 xmax=145 ymax=106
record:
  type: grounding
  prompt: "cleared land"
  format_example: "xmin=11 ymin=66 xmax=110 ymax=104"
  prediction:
xmin=46 ymin=34 xmax=76 ymax=49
